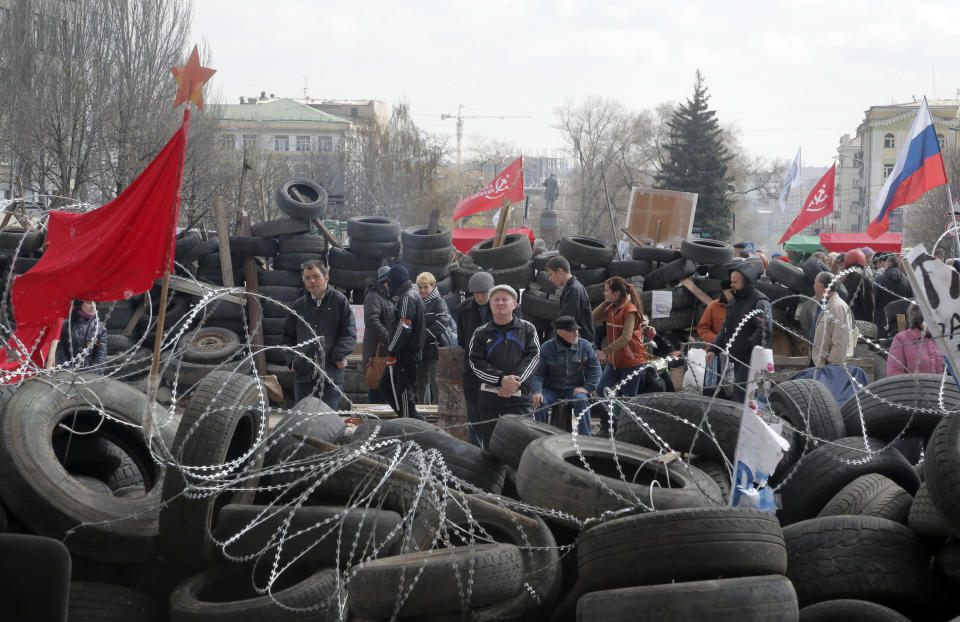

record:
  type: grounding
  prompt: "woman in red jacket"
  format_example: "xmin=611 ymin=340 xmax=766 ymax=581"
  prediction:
xmin=592 ymin=276 xmax=655 ymax=436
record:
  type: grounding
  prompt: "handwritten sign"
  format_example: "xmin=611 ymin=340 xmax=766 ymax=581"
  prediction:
xmin=651 ymin=290 xmax=672 ymax=319
xmin=730 ymin=346 xmax=789 ymax=513
xmin=904 ymin=245 xmax=960 ymax=389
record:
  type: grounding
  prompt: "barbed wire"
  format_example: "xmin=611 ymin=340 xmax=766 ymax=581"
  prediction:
xmin=0 ymin=252 xmax=953 ymax=619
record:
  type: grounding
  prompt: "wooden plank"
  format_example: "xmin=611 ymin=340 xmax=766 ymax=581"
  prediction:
xmin=680 ymin=278 xmax=714 ymax=306
xmin=491 ymin=200 xmax=511 ymax=248
xmin=620 ymin=227 xmax=645 ymax=246
xmin=259 ymin=375 xmax=283 ymax=403
xmin=427 ymin=208 xmax=441 ymax=234
xmin=238 ymin=212 xmax=266 ymax=376
xmin=122 ymin=299 xmax=149 ymax=337
xmin=212 ymin=197 xmax=235 ymax=288
xmin=312 ymin=218 xmax=343 ymax=249
xmin=168 ymin=275 xmax=245 ymax=305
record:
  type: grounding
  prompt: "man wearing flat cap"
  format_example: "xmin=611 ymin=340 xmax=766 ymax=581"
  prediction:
xmin=457 ymin=271 xmax=494 ymax=446
xmin=531 ymin=316 xmax=601 ymax=435
xmin=468 ymin=283 xmax=541 ymax=448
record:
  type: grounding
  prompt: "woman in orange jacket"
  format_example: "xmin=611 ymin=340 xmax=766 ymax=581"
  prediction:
xmin=592 ymin=276 xmax=655 ymax=436
xmin=697 ymin=280 xmax=733 ymax=389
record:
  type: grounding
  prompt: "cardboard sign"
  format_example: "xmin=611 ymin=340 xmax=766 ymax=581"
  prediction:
xmin=624 ymin=187 xmax=697 ymax=246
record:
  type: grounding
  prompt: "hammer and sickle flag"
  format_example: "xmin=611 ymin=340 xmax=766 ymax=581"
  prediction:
xmin=779 ymin=163 xmax=836 ymax=246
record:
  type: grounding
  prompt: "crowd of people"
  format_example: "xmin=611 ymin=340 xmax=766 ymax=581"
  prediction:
xmin=51 ymin=237 xmax=942 ymax=447
xmin=269 ymin=246 xmax=682 ymax=448
xmin=699 ymin=244 xmax=947 ymax=389
xmin=165 ymin=240 xmax=943 ymax=445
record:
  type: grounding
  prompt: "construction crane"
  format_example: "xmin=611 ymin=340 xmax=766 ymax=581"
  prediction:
xmin=441 ymin=104 xmax=530 ymax=171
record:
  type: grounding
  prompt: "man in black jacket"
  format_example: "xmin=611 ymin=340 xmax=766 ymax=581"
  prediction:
xmin=545 ymin=255 xmax=596 ymax=343
xmin=458 ymin=271 xmax=493 ymax=447
xmin=379 ymin=264 xmax=425 ymax=419
xmin=874 ymin=254 xmax=914 ymax=337
xmin=705 ymin=261 xmax=771 ymax=403
xmin=362 ymin=266 xmax=394 ymax=403
xmin=284 ymin=260 xmax=357 ymax=407
xmin=468 ymin=284 xmax=540 ymax=449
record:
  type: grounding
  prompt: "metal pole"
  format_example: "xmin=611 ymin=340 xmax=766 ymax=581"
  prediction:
xmin=947 ymin=182 xmax=960 ymax=257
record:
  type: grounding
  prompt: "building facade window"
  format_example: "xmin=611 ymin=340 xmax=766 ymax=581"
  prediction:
xmin=883 ymin=163 xmax=894 ymax=178
xmin=219 ymin=134 xmax=235 ymax=150
xmin=938 ymin=133 xmax=945 ymax=149
xmin=318 ymin=136 xmax=333 ymax=153
xmin=296 ymin=136 xmax=312 ymax=152
xmin=274 ymin=135 xmax=289 ymax=152
xmin=883 ymin=133 xmax=895 ymax=149
xmin=350 ymin=107 xmax=358 ymax=117
xmin=243 ymin=134 xmax=257 ymax=151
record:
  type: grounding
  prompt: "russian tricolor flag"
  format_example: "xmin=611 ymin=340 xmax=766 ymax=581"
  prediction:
xmin=868 ymin=97 xmax=948 ymax=238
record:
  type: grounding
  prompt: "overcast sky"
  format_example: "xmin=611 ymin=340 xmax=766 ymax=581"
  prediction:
xmin=193 ymin=0 xmax=960 ymax=169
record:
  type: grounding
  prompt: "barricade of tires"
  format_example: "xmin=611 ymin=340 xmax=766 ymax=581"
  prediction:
xmin=0 ymin=363 xmax=958 ymax=619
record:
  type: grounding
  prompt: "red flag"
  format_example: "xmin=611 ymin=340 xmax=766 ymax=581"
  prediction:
xmin=0 ymin=113 xmax=189 ymax=374
xmin=778 ymin=163 xmax=836 ymax=245
xmin=452 ymin=156 xmax=524 ymax=221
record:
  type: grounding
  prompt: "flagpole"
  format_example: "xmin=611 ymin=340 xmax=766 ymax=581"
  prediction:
xmin=145 ymin=107 xmax=190 ymax=440
xmin=948 ymin=183 xmax=960 ymax=257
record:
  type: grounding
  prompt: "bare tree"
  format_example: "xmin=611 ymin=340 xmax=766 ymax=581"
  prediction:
xmin=555 ymin=97 xmax=660 ymax=243
xmin=0 ymin=0 xmax=224 ymax=216
xmin=345 ymin=102 xmax=450 ymax=224
xmin=97 ymin=0 xmax=193 ymax=198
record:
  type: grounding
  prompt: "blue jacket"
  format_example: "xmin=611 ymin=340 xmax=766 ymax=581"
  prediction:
xmin=530 ymin=335 xmax=601 ymax=395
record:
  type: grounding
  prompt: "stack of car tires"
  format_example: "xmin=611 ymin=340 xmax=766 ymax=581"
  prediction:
xmin=469 ymin=233 xmax=534 ymax=291
xmin=327 ymin=216 xmax=400 ymax=297
xmin=400 ymin=225 xmax=455 ymax=295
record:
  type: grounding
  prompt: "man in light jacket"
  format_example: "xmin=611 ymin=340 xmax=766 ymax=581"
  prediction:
xmin=811 ymin=271 xmax=857 ymax=367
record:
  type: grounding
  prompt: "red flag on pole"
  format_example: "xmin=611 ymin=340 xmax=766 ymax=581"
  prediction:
xmin=778 ymin=163 xmax=836 ymax=245
xmin=452 ymin=156 xmax=524 ymax=221
xmin=0 ymin=114 xmax=189 ymax=374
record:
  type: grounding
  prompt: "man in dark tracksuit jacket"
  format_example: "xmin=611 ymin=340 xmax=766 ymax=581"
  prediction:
xmin=468 ymin=284 xmax=540 ymax=449
xmin=545 ymin=255 xmax=596 ymax=343
xmin=706 ymin=261 xmax=771 ymax=403
xmin=457 ymin=271 xmax=493 ymax=447
xmin=379 ymin=265 xmax=425 ymax=419
xmin=284 ymin=261 xmax=357 ymax=407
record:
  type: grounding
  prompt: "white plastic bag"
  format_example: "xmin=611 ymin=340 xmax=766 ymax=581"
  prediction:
xmin=683 ymin=348 xmax=706 ymax=392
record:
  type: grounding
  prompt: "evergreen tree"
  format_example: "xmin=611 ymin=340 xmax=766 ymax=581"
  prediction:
xmin=655 ymin=71 xmax=733 ymax=240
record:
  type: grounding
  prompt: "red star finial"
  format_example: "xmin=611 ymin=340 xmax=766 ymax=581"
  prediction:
xmin=171 ymin=45 xmax=216 ymax=110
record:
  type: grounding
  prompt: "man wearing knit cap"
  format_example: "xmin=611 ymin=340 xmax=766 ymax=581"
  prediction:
xmin=468 ymin=283 xmax=541 ymax=448
xmin=379 ymin=264 xmax=425 ymax=419
xmin=457 ymin=271 xmax=494 ymax=446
